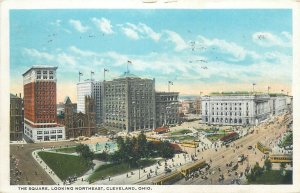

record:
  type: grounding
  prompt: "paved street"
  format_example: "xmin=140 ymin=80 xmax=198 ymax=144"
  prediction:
xmin=176 ymin=113 xmax=292 ymax=185
xmin=10 ymin=141 xmax=77 ymax=185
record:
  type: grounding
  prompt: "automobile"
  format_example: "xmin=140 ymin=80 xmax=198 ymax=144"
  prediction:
xmin=248 ymin=145 xmax=253 ymax=150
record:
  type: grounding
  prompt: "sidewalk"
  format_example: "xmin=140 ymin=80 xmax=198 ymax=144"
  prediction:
xmin=32 ymin=149 xmax=63 ymax=185
xmin=82 ymin=153 xmax=194 ymax=185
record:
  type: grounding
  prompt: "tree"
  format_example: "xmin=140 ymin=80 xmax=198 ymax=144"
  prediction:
xmin=280 ymin=162 xmax=286 ymax=176
xmin=264 ymin=158 xmax=272 ymax=171
xmin=75 ymin=144 xmax=94 ymax=162
xmin=137 ymin=132 xmax=148 ymax=158
xmin=158 ymin=141 xmax=175 ymax=159
xmin=252 ymin=162 xmax=263 ymax=176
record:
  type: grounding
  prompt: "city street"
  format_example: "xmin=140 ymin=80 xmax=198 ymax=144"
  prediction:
xmin=176 ymin=113 xmax=292 ymax=185
xmin=10 ymin=141 xmax=77 ymax=185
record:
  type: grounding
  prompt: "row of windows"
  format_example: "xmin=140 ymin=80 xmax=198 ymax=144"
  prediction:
xmin=210 ymin=107 xmax=244 ymax=111
xmin=206 ymin=102 xmax=249 ymax=106
xmin=36 ymin=135 xmax=63 ymax=140
xmin=37 ymin=130 xmax=63 ymax=135
xmin=36 ymin=70 xmax=54 ymax=74
xmin=207 ymin=117 xmax=250 ymax=124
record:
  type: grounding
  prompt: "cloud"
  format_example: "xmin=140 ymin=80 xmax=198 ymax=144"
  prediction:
xmin=57 ymin=53 xmax=77 ymax=66
xmin=22 ymin=44 xmax=292 ymax=87
xmin=91 ymin=17 xmax=114 ymax=34
xmin=138 ymin=23 xmax=161 ymax=41
xmin=281 ymin=31 xmax=292 ymax=41
xmin=23 ymin=48 xmax=54 ymax=61
xmin=252 ymin=32 xmax=291 ymax=47
xmin=50 ymin=19 xmax=61 ymax=27
xmin=69 ymin=19 xmax=89 ymax=33
xmin=197 ymin=36 xmax=247 ymax=61
xmin=121 ymin=27 xmax=140 ymax=40
xmin=164 ymin=30 xmax=188 ymax=51
xmin=119 ymin=23 xmax=160 ymax=41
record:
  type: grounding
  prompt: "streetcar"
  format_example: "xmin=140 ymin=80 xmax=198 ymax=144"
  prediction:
xmin=269 ymin=154 xmax=292 ymax=163
xmin=256 ymin=142 xmax=272 ymax=154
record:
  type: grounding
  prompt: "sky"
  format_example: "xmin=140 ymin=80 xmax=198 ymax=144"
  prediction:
xmin=10 ymin=9 xmax=292 ymax=103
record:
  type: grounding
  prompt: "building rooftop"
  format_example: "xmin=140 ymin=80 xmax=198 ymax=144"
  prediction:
xmin=10 ymin=93 xmax=21 ymax=99
xmin=209 ymin=91 xmax=264 ymax=96
xmin=117 ymin=71 xmax=139 ymax=79
xmin=22 ymin=65 xmax=58 ymax=76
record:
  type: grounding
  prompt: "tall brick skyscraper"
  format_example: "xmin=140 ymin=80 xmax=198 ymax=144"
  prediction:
xmin=23 ymin=66 xmax=65 ymax=142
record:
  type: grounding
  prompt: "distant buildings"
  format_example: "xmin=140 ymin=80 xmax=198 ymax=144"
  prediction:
xmin=201 ymin=93 xmax=290 ymax=126
xmin=10 ymin=93 xmax=23 ymax=141
xmin=155 ymin=92 xmax=179 ymax=127
xmin=77 ymin=80 xmax=103 ymax=124
xmin=23 ymin=66 xmax=65 ymax=142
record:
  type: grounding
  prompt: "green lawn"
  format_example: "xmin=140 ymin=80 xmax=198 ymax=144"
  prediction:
xmin=54 ymin=146 xmax=77 ymax=154
xmin=207 ymin=134 xmax=225 ymax=142
xmin=88 ymin=159 xmax=157 ymax=183
xmin=38 ymin=151 xmax=92 ymax=180
xmin=249 ymin=170 xmax=292 ymax=184
xmin=170 ymin=129 xmax=192 ymax=135
xmin=170 ymin=135 xmax=196 ymax=142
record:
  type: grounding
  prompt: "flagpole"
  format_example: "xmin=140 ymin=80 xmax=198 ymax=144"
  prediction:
xmin=104 ymin=69 xmax=106 ymax=82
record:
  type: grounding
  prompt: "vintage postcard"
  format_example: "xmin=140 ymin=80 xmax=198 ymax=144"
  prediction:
xmin=0 ymin=0 xmax=299 ymax=193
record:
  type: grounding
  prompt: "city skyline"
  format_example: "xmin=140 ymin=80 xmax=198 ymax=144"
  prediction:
xmin=10 ymin=9 xmax=292 ymax=102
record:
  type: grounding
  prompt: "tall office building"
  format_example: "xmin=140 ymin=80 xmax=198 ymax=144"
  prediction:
xmin=77 ymin=80 xmax=94 ymax=114
xmin=23 ymin=66 xmax=65 ymax=142
xmin=103 ymin=72 xmax=156 ymax=132
xmin=77 ymin=79 xmax=102 ymax=124
xmin=155 ymin=92 xmax=179 ymax=127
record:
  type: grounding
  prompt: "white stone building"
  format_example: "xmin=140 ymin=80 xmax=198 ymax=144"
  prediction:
xmin=201 ymin=94 xmax=279 ymax=126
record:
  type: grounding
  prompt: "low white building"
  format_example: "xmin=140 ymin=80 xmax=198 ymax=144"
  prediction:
xmin=201 ymin=93 xmax=289 ymax=126
xmin=24 ymin=124 xmax=65 ymax=142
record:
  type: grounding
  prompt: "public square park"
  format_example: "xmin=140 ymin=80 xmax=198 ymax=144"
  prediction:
xmin=10 ymin=112 xmax=293 ymax=185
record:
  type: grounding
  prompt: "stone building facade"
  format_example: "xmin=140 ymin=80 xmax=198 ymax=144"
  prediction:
xmin=155 ymin=92 xmax=179 ymax=127
xmin=23 ymin=66 xmax=65 ymax=142
xmin=201 ymin=94 xmax=272 ymax=126
xmin=10 ymin=94 xmax=23 ymax=141
xmin=63 ymin=96 xmax=96 ymax=138
xmin=103 ymin=72 xmax=156 ymax=132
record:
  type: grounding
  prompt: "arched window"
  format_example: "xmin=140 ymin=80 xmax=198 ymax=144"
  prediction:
xmin=78 ymin=119 xmax=83 ymax=127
